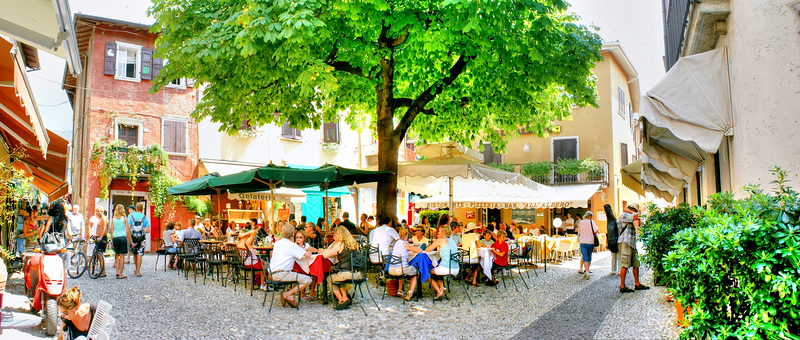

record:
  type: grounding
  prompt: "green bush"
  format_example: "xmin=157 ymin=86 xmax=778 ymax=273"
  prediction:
xmin=521 ymin=161 xmax=552 ymax=183
xmin=489 ymin=162 xmax=516 ymax=173
xmin=664 ymin=168 xmax=800 ymax=339
xmin=639 ymin=202 xmax=698 ymax=285
xmin=418 ymin=210 xmax=449 ymax=226
xmin=554 ymin=158 xmax=584 ymax=176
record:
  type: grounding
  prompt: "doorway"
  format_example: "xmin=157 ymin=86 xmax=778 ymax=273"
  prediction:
xmin=487 ymin=208 xmax=501 ymax=225
xmin=109 ymin=190 xmax=150 ymax=250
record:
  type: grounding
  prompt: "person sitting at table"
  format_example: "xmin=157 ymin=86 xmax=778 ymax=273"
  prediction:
xmin=305 ymin=222 xmax=324 ymax=249
xmin=238 ymin=223 xmax=267 ymax=290
xmin=315 ymin=217 xmax=326 ymax=234
xmin=389 ymin=228 xmax=424 ymax=301
xmin=487 ymin=230 xmax=510 ymax=286
xmin=427 ymin=225 xmax=459 ymax=301
xmin=294 ymin=230 xmax=319 ymax=301
xmin=162 ymin=222 xmax=178 ymax=267
xmin=410 ymin=228 xmax=429 ymax=247
xmin=269 ymin=222 xmax=313 ymax=308
xmin=319 ymin=226 xmax=361 ymax=310
xmin=369 ymin=216 xmax=400 ymax=264
xmin=498 ymin=222 xmax=515 ymax=241
xmin=478 ymin=229 xmax=495 ymax=247
xmin=461 ymin=223 xmax=483 ymax=286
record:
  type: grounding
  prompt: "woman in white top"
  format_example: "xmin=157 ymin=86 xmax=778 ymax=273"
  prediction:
xmin=576 ymin=211 xmax=599 ymax=279
xmin=410 ymin=228 xmax=429 ymax=246
xmin=388 ymin=228 xmax=425 ymax=301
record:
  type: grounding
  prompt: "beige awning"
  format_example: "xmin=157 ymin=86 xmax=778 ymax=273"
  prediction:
xmin=621 ymin=160 xmax=676 ymax=201
xmin=642 ymin=47 xmax=732 ymax=154
xmin=0 ymin=0 xmax=81 ymax=75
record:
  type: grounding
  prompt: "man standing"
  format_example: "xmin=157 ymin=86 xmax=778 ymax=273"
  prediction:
xmin=339 ymin=212 xmax=357 ymax=235
xmin=128 ymin=202 xmax=150 ymax=277
xmin=618 ymin=203 xmax=650 ymax=293
xmin=564 ymin=213 xmax=575 ymax=235
xmin=66 ymin=205 xmax=86 ymax=245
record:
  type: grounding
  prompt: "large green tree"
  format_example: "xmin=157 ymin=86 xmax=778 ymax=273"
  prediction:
xmin=149 ymin=0 xmax=602 ymax=217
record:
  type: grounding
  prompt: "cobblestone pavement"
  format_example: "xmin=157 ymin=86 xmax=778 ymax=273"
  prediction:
xmin=3 ymin=250 xmax=681 ymax=339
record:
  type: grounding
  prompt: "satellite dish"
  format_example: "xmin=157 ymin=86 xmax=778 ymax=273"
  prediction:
xmin=552 ymin=217 xmax=563 ymax=228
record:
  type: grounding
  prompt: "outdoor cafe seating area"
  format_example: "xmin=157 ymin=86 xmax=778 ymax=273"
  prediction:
xmin=153 ymin=227 xmax=606 ymax=315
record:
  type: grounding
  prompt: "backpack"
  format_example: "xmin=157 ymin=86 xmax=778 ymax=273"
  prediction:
xmin=604 ymin=204 xmax=620 ymax=253
xmin=131 ymin=214 xmax=146 ymax=243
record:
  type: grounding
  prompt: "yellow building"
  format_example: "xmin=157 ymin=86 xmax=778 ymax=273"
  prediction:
xmin=482 ymin=42 xmax=643 ymax=234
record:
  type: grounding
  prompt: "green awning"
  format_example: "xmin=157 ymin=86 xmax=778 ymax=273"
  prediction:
xmin=167 ymin=172 xmax=222 ymax=196
xmin=207 ymin=164 xmax=337 ymax=193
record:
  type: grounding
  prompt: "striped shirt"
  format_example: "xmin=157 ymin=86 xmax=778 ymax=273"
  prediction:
xmin=617 ymin=212 xmax=637 ymax=246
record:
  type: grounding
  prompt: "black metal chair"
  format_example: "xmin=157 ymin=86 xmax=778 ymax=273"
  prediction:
xmin=366 ymin=245 xmax=383 ymax=288
xmin=262 ymin=256 xmax=301 ymax=313
xmin=509 ymin=242 xmax=537 ymax=282
xmin=236 ymin=247 xmax=257 ymax=295
xmin=381 ymin=254 xmax=410 ymax=302
xmin=223 ymin=244 xmax=244 ymax=289
xmin=431 ymin=250 xmax=473 ymax=306
xmin=179 ymin=238 xmax=200 ymax=280
xmin=203 ymin=244 xmax=228 ymax=286
xmin=154 ymin=239 xmax=169 ymax=271
xmin=346 ymin=250 xmax=380 ymax=315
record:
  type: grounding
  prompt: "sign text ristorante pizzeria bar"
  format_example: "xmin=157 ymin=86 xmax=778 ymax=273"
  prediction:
xmin=415 ymin=201 xmax=584 ymax=209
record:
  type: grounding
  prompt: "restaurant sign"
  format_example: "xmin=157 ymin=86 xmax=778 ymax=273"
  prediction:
xmin=415 ymin=200 xmax=588 ymax=209
xmin=227 ymin=192 xmax=292 ymax=202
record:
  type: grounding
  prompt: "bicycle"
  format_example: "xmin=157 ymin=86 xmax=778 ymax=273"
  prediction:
xmin=67 ymin=237 xmax=87 ymax=279
xmin=87 ymin=236 xmax=106 ymax=279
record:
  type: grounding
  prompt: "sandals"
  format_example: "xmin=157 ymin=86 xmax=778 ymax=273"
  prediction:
xmin=404 ymin=291 xmax=413 ymax=301
xmin=619 ymin=286 xmax=634 ymax=293
xmin=116 ymin=274 xmax=127 ymax=279
xmin=634 ymin=284 xmax=651 ymax=290
xmin=471 ymin=283 xmax=481 ymax=287
xmin=285 ymin=297 xmax=298 ymax=308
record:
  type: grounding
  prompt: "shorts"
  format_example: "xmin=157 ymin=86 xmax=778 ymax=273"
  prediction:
xmin=619 ymin=242 xmax=640 ymax=268
xmin=112 ymin=237 xmax=128 ymax=255
xmin=329 ymin=271 xmax=362 ymax=287
xmin=272 ymin=271 xmax=312 ymax=286
xmin=94 ymin=240 xmax=108 ymax=254
xmin=431 ymin=265 xmax=459 ymax=277
xmin=580 ymin=243 xmax=595 ymax=262
xmin=388 ymin=265 xmax=418 ymax=277
xmin=245 ymin=260 xmax=264 ymax=270
xmin=166 ymin=247 xmax=179 ymax=254
xmin=131 ymin=241 xmax=145 ymax=256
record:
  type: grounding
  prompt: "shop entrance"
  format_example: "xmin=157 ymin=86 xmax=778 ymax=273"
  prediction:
xmin=109 ymin=190 xmax=150 ymax=250
xmin=487 ymin=208 xmax=501 ymax=225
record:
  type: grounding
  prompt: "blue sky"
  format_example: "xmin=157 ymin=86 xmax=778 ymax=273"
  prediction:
xmin=28 ymin=0 xmax=665 ymax=142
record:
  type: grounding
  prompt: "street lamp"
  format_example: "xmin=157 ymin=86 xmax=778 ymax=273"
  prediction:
xmin=523 ymin=143 xmax=530 ymax=152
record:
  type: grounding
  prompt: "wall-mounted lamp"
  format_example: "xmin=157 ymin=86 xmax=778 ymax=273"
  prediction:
xmin=523 ymin=143 xmax=530 ymax=152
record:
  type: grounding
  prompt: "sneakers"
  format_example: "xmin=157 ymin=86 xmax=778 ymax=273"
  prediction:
xmin=583 ymin=273 xmax=589 ymax=280
xmin=635 ymin=284 xmax=651 ymax=290
xmin=259 ymin=285 xmax=267 ymax=291
xmin=578 ymin=270 xmax=584 ymax=274
xmin=619 ymin=286 xmax=634 ymax=293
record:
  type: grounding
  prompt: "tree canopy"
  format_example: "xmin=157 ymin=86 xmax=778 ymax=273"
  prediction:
xmin=149 ymin=0 xmax=603 ymax=216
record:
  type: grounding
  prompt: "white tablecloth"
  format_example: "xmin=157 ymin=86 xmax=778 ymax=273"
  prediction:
xmin=296 ymin=254 xmax=317 ymax=273
xmin=478 ymin=248 xmax=494 ymax=280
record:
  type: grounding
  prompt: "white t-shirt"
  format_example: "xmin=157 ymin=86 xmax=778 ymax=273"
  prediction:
xmin=88 ymin=215 xmax=100 ymax=236
xmin=391 ymin=239 xmax=410 ymax=267
xmin=269 ymin=238 xmax=307 ymax=272
xmin=564 ymin=218 xmax=575 ymax=231
xmin=67 ymin=212 xmax=84 ymax=236
xmin=369 ymin=224 xmax=399 ymax=263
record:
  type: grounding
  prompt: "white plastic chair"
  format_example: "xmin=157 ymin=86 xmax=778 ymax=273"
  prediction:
xmin=87 ymin=300 xmax=113 ymax=340
xmin=597 ymin=233 xmax=607 ymax=251
xmin=555 ymin=239 xmax=573 ymax=262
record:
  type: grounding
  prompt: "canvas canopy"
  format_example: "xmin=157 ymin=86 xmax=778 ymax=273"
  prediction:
xmin=621 ymin=160 xmax=676 ymax=201
xmin=414 ymin=179 xmax=599 ymax=210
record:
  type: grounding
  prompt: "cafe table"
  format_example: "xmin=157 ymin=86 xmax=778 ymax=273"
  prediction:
xmin=477 ymin=248 xmax=495 ymax=280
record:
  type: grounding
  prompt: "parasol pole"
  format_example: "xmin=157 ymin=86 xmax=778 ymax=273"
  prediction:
xmin=448 ymin=176 xmax=454 ymax=216
xmin=270 ymin=180 xmax=276 ymax=236
xmin=215 ymin=188 xmax=221 ymax=235
xmin=324 ymin=182 xmax=329 ymax=230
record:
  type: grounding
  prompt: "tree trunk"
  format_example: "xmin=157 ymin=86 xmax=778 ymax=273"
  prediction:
xmin=375 ymin=46 xmax=400 ymax=220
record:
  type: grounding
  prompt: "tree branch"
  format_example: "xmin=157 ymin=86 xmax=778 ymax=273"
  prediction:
xmin=324 ymin=41 xmax=369 ymax=79
xmin=394 ymin=98 xmax=413 ymax=108
xmin=391 ymin=26 xmax=410 ymax=47
xmin=393 ymin=54 xmax=473 ymax=139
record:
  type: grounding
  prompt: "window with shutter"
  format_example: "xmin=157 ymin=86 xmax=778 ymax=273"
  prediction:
xmin=280 ymin=123 xmax=302 ymax=140
xmin=323 ymin=121 xmax=339 ymax=143
xmin=617 ymin=85 xmax=626 ymax=117
xmin=482 ymin=142 xmax=502 ymax=165
xmin=104 ymin=43 xmax=116 ymax=75
xmin=118 ymin=125 xmax=139 ymax=146
xmin=620 ymin=142 xmax=629 ymax=167
xmin=140 ymin=48 xmax=153 ymax=80
xmin=163 ymin=120 xmax=188 ymax=154
xmin=114 ymin=42 xmax=142 ymax=82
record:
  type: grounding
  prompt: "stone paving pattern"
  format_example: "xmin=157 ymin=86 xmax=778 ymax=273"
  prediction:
xmin=3 ymin=250 xmax=681 ymax=339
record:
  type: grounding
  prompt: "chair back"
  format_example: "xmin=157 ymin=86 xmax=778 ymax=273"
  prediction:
xmin=448 ymin=250 xmax=463 ymax=276
xmin=382 ymin=254 xmax=403 ymax=272
xmin=367 ymin=245 xmax=382 ymax=264
xmin=204 ymin=244 xmax=222 ymax=260
xmin=86 ymin=300 xmax=113 ymax=340
xmin=183 ymin=238 xmax=200 ymax=254
xmin=351 ymin=250 xmax=368 ymax=274
xmin=237 ymin=247 xmax=251 ymax=262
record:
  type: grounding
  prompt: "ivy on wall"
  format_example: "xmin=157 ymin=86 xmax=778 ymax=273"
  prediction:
xmin=90 ymin=139 xmax=206 ymax=217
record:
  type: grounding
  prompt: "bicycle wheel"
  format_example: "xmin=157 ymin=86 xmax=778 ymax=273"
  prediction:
xmin=88 ymin=253 xmax=105 ymax=279
xmin=67 ymin=252 xmax=87 ymax=279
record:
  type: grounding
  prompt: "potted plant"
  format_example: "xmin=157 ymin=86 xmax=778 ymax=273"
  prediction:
xmin=521 ymin=161 xmax=552 ymax=184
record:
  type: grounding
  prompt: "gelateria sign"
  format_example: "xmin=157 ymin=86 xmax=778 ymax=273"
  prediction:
xmin=415 ymin=201 xmax=587 ymax=209
xmin=227 ymin=192 xmax=294 ymax=202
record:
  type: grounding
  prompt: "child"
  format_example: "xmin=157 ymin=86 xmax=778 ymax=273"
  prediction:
xmin=488 ymin=230 xmax=509 ymax=286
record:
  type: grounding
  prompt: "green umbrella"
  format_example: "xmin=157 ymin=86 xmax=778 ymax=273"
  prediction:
xmin=316 ymin=164 xmax=393 ymax=189
xmin=208 ymin=164 xmax=338 ymax=232
xmin=167 ymin=172 xmax=222 ymax=196
xmin=167 ymin=172 xmax=224 ymax=230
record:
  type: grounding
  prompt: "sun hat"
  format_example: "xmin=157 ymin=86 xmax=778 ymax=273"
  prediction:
xmin=627 ymin=202 xmax=640 ymax=212
xmin=464 ymin=222 xmax=478 ymax=233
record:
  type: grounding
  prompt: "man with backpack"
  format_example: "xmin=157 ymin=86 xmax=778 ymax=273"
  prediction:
xmin=128 ymin=202 xmax=150 ymax=277
xmin=618 ymin=202 xmax=650 ymax=293
xmin=604 ymin=204 xmax=621 ymax=276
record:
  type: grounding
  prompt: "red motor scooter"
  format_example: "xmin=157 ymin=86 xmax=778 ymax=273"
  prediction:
xmin=24 ymin=233 xmax=67 ymax=336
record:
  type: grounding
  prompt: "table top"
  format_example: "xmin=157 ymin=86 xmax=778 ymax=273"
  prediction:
xmin=199 ymin=240 xmax=222 ymax=243
xmin=252 ymin=246 xmax=273 ymax=250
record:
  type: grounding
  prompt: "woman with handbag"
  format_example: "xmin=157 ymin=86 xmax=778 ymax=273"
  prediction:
xmin=576 ymin=211 xmax=599 ymax=280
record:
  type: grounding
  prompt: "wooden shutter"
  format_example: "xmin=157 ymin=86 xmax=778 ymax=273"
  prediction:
xmin=482 ymin=142 xmax=493 ymax=165
xmin=176 ymin=121 xmax=187 ymax=153
xmin=620 ymin=143 xmax=629 ymax=166
xmin=553 ymin=138 xmax=577 ymax=161
xmin=152 ymin=57 xmax=163 ymax=79
xmin=281 ymin=123 xmax=293 ymax=138
xmin=323 ymin=122 xmax=339 ymax=143
xmin=140 ymin=48 xmax=153 ymax=80
xmin=104 ymin=43 xmax=116 ymax=75
xmin=162 ymin=121 xmax=175 ymax=153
